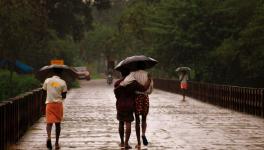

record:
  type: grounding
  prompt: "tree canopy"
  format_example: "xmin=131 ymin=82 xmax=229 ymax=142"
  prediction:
xmin=111 ymin=0 xmax=264 ymax=87
xmin=0 ymin=0 xmax=93 ymax=69
xmin=0 ymin=0 xmax=263 ymax=87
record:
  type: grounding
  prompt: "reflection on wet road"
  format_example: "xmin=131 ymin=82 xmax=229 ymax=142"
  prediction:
xmin=11 ymin=80 xmax=264 ymax=149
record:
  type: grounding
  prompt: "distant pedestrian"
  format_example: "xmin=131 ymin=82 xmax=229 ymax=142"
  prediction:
xmin=42 ymin=68 xmax=67 ymax=150
xmin=179 ymin=70 xmax=189 ymax=101
xmin=120 ymin=62 xmax=153 ymax=148
xmin=114 ymin=69 xmax=150 ymax=149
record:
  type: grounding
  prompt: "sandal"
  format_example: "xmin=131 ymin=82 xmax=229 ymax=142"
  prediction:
xmin=142 ymin=136 xmax=148 ymax=146
xmin=46 ymin=139 xmax=52 ymax=149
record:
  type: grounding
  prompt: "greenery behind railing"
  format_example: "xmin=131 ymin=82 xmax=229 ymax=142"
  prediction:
xmin=0 ymin=70 xmax=41 ymax=102
xmin=154 ymin=79 xmax=264 ymax=118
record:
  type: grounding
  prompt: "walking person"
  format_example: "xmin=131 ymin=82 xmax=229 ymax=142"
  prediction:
xmin=42 ymin=68 xmax=67 ymax=149
xmin=120 ymin=63 xmax=153 ymax=149
xmin=179 ymin=70 xmax=189 ymax=101
xmin=114 ymin=69 xmax=150 ymax=149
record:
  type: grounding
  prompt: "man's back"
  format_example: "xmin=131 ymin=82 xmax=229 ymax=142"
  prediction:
xmin=179 ymin=73 xmax=188 ymax=83
xmin=43 ymin=76 xmax=67 ymax=104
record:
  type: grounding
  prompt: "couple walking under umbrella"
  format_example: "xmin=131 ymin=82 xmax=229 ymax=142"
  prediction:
xmin=114 ymin=55 xmax=158 ymax=149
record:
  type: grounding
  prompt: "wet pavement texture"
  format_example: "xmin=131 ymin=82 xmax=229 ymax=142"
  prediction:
xmin=10 ymin=80 xmax=264 ymax=150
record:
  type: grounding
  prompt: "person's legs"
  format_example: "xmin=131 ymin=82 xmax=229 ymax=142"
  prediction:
xmin=141 ymin=115 xmax=148 ymax=146
xmin=181 ymin=83 xmax=188 ymax=101
xmin=119 ymin=121 xmax=125 ymax=147
xmin=183 ymin=89 xmax=185 ymax=100
xmin=141 ymin=115 xmax=147 ymax=136
xmin=135 ymin=114 xmax=141 ymax=148
xmin=124 ymin=122 xmax=132 ymax=149
xmin=55 ymin=123 xmax=61 ymax=149
xmin=46 ymin=123 xmax=53 ymax=149
xmin=180 ymin=83 xmax=185 ymax=101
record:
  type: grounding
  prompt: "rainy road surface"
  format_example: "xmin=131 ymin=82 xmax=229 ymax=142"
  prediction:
xmin=10 ymin=79 xmax=264 ymax=150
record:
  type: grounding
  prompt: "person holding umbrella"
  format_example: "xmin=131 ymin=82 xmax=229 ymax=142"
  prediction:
xmin=114 ymin=69 xmax=151 ymax=149
xmin=176 ymin=67 xmax=191 ymax=101
xmin=115 ymin=55 xmax=157 ymax=148
xmin=42 ymin=68 xmax=67 ymax=149
xmin=120 ymin=62 xmax=153 ymax=148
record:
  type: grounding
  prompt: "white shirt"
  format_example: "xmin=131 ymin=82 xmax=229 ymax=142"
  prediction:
xmin=120 ymin=70 xmax=153 ymax=94
xmin=43 ymin=76 xmax=67 ymax=104
xmin=179 ymin=73 xmax=188 ymax=83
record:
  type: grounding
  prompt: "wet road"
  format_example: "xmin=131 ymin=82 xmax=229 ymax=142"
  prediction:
xmin=11 ymin=80 xmax=264 ymax=150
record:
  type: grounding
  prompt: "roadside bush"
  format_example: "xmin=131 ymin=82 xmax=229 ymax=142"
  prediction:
xmin=0 ymin=70 xmax=40 ymax=101
xmin=68 ymin=80 xmax=80 ymax=88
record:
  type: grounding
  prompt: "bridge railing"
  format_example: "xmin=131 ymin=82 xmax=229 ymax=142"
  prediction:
xmin=154 ymin=79 xmax=264 ymax=118
xmin=0 ymin=88 xmax=46 ymax=150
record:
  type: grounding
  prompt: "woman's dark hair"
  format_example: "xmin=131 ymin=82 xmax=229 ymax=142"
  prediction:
xmin=121 ymin=69 xmax=130 ymax=77
xmin=182 ymin=70 xmax=187 ymax=74
xmin=137 ymin=61 xmax=145 ymax=70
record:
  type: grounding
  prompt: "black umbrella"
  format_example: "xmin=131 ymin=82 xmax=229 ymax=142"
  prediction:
xmin=36 ymin=64 xmax=78 ymax=82
xmin=114 ymin=55 xmax=158 ymax=71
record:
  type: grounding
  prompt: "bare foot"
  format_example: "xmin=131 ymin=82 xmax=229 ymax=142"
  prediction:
xmin=135 ymin=144 xmax=141 ymax=149
xmin=119 ymin=143 xmax=125 ymax=148
xmin=125 ymin=144 xmax=132 ymax=149
xmin=55 ymin=143 xmax=60 ymax=149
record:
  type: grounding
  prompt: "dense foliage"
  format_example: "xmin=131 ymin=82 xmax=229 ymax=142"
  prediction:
xmin=0 ymin=0 xmax=94 ymax=100
xmin=113 ymin=0 xmax=264 ymax=87
xmin=0 ymin=70 xmax=40 ymax=101
xmin=0 ymin=0 xmax=93 ymax=69
xmin=1 ymin=0 xmax=263 ymax=92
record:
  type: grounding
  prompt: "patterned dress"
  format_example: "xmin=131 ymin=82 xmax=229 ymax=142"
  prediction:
xmin=135 ymin=94 xmax=149 ymax=116
xmin=120 ymin=70 xmax=153 ymax=116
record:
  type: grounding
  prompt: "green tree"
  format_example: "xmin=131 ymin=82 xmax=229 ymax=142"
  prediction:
xmin=94 ymin=0 xmax=111 ymax=10
xmin=46 ymin=34 xmax=79 ymax=66
xmin=80 ymin=23 xmax=116 ymax=62
xmin=117 ymin=0 xmax=264 ymax=87
xmin=116 ymin=1 xmax=156 ymax=58
xmin=213 ymin=1 xmax=264 ymax=87
xmin=0 ymin=0 xmax=49 ymax=68
xmin=46 ymin=0 xmax=93 ymax=41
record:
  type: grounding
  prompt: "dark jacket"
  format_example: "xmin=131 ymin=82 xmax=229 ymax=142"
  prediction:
xmin=114 ymin=79 xmax=147 ymax=112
